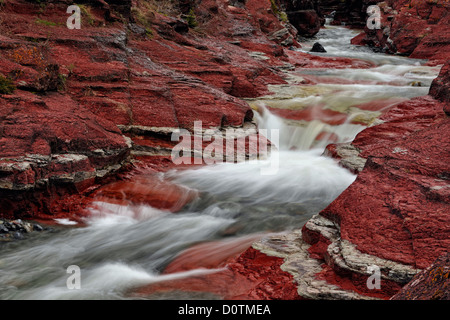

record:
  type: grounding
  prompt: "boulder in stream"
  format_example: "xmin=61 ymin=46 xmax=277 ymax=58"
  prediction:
xmin=310 ymin=42 xmax=327 ymax=52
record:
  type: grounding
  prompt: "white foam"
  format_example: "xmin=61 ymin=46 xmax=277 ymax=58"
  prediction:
xmin=14 ymin=262 xmax=225 ymax=300
xmin=54 ymin=218 xmax=78 ymax=225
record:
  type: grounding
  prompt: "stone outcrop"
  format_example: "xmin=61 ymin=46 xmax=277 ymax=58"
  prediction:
xmin=430 ymin=60 xmax=450 ymax=105
xmin=0 ymin=90 xmax=131 ymax=219
xmin=223 ymin=68 xmax=449 ymax=299
xmin=276 ymin=0 xmax=324 ymax=37
xmin=330 ymin=0 xmax=380 ymax=27
xmin=133 ymin=245 xmax=303 ymax=300
xmin=351 ymin=0 xmax=450 ymax=64
xmin=0 ymin=0 xmax=297 ymax=219
xmin=1 ymin=0 xmax=448 ymax=301
xmin=0 ymin=0 xmax=381 ymax=220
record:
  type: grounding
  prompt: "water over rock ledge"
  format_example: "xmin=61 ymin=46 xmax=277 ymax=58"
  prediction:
xmin=225 ymin=62 xmax=449 ymax=300
xmin=0 ymin=0 xmax=448 ymax=300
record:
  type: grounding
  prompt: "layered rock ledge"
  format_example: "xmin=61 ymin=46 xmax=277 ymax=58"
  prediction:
xmin=0 ymin=0 xmax=383 ymax=221
xmin=225 ymin=62 xmax=449 ymax=299
xmin=221 ymin=1 xmax=450 ymax=300
xmin=351 ymin=0 xmax=450 ymax=65
xmin=0 ymin=0 xmax=297 ymax=220
xmin=0 ymin=0 xmax=448 ymax=300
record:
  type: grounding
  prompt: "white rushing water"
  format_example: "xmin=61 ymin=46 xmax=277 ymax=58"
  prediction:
xmin=297 ymin=24 xmax=425 ymax=66
xmin=0 ymin=25 xmax=441 ymax=300
xmin=253 ymin=103 xmax=366 ymax=150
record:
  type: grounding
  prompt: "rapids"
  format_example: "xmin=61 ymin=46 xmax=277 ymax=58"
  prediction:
xmin=0 ymin=25 xmax=441 ymax=300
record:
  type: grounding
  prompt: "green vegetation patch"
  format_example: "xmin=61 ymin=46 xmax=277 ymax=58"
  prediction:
xmin=0 ymin=75 xmax=16 ymax=94
xmin=35 ymin=18 xmax=59 ymax=26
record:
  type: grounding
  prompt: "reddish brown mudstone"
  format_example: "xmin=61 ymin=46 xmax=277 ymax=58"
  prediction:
xmin=352 ymin=0 xmax=450 ymax=65
xmin=91 ymin=176 xmax=198 ymax=212
xmin=0 ymin=0 xmax=296 ymax=220
xmin=301 ymin=90 xmax=449 ymax=298
xmin=320 ymin=97 xmax=449 ymax=269
xmin=286 ymin=50 xmax=375 ymax=69
xmin=429 ymin=61 xmax=450 ymax=105
xmin=133 ymin=247 xmax=302 ymax=300
xmin=1 ymin=0 xmax=449 ymax=301
xmin=163 ymin=235 xmax=265 ymax=273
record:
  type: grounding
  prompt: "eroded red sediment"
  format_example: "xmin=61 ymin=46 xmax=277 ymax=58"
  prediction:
xmin=1 ymin=0 xmax=449 ymax=300
xmin=133 ymin=247 xmax=303 ymax=300
xmin=91 ymin=176 xmax=198 ymax=212
xmin=301 ymin=93 xmax=450 ymax=297
xmin=286 ymin=50 xmax=375 ymax=69
xmin=132 ymin=234 xmax=303 ymax=300
xmin=268 ymin=106 xmax=350 ymax=125
xmin=315 ymin=264 xmax=403 ymax=300
xmin=351 ymin=0 xmax=450 ymax=65
xmin=163 ymin=234 xmax=265 ymax=273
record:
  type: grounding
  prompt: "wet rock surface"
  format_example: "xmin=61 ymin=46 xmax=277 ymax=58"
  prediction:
xmin=0 ymin=219 xmax=46 ymax=242
xmin=134 ymin=245 xmax=303 ymax=300
xmin=0 ymin=0 xmax=448 ymax=301
xmin=310 ymin=42 xmax=327 ymax=52
xmin=231 ymin=78 xmax=449 ymax=300
xmin=351 ymin=0 xmax=450 ymax=65
xmin=430 ymin=61 xmax=450 ymax=104
xmin=0 ymin=0 xmax=290 ymax=220
xmin=0 ymin=0 xmax=379 ymax=221
xmin=91 ymin=175 xmax=199 ymax=212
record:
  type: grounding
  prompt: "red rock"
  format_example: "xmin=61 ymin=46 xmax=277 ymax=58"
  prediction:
xmin=301 ymin=69 xmax=449 ymax=297
xmin=352 ymin=0 xmax=450 ymax=63
xmin=225 ymin=247 xmax=303 ymax=300
xmin=350 ymin=32 xmax=367 ymax=46
xmin=0 ymin=0 xmax=296 ymax=220
xmin=429 ymin=61 xmax=450 ymax=105
xmin=391 ymin=17 xmax=429 ymax=56
xmin=132 ymin=155 xmax=199 ymax=172
xmin=301 ymin=225 xmax=332 ymax=260
xmin=0 ymin=89 xmax=130 ymax=219
xmin=197 ymin=0 xmax=292 ymax=40
xmin=319 ymin=97 xmax=450 ymax=269
xmin=163 ymin=234 xmax=265 ymax=273
xmin=352 ymin=96 xmax=447 ymax=156
xmin=316 ymin=263 xmax=403 ymax=300
xmin=288 ymin=10 xmax=322 ymax=38
xmin=267 ymin=105 xmax=349 ymax=125
xmin=287 ymin=50 xmax=375 ymax=69
xmin=1 ymin=0 xmax=448 ymax=301
xmin=276 ymin=0 xmax=325 ymax=36
xmin=133 ymin=247 xmax=303 ymax=300
xmin=91 ymin=176 xmax=198 ymax=212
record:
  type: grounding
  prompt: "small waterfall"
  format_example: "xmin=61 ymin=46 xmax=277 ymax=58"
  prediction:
xmin=0 ymin=25 xmax=441 ymax=300
xmin=253 ymin=103 xmax=365 ymax=151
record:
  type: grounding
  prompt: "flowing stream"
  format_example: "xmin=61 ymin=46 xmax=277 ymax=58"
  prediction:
xmin=0 ymin=25 xmax=441 ymax=300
